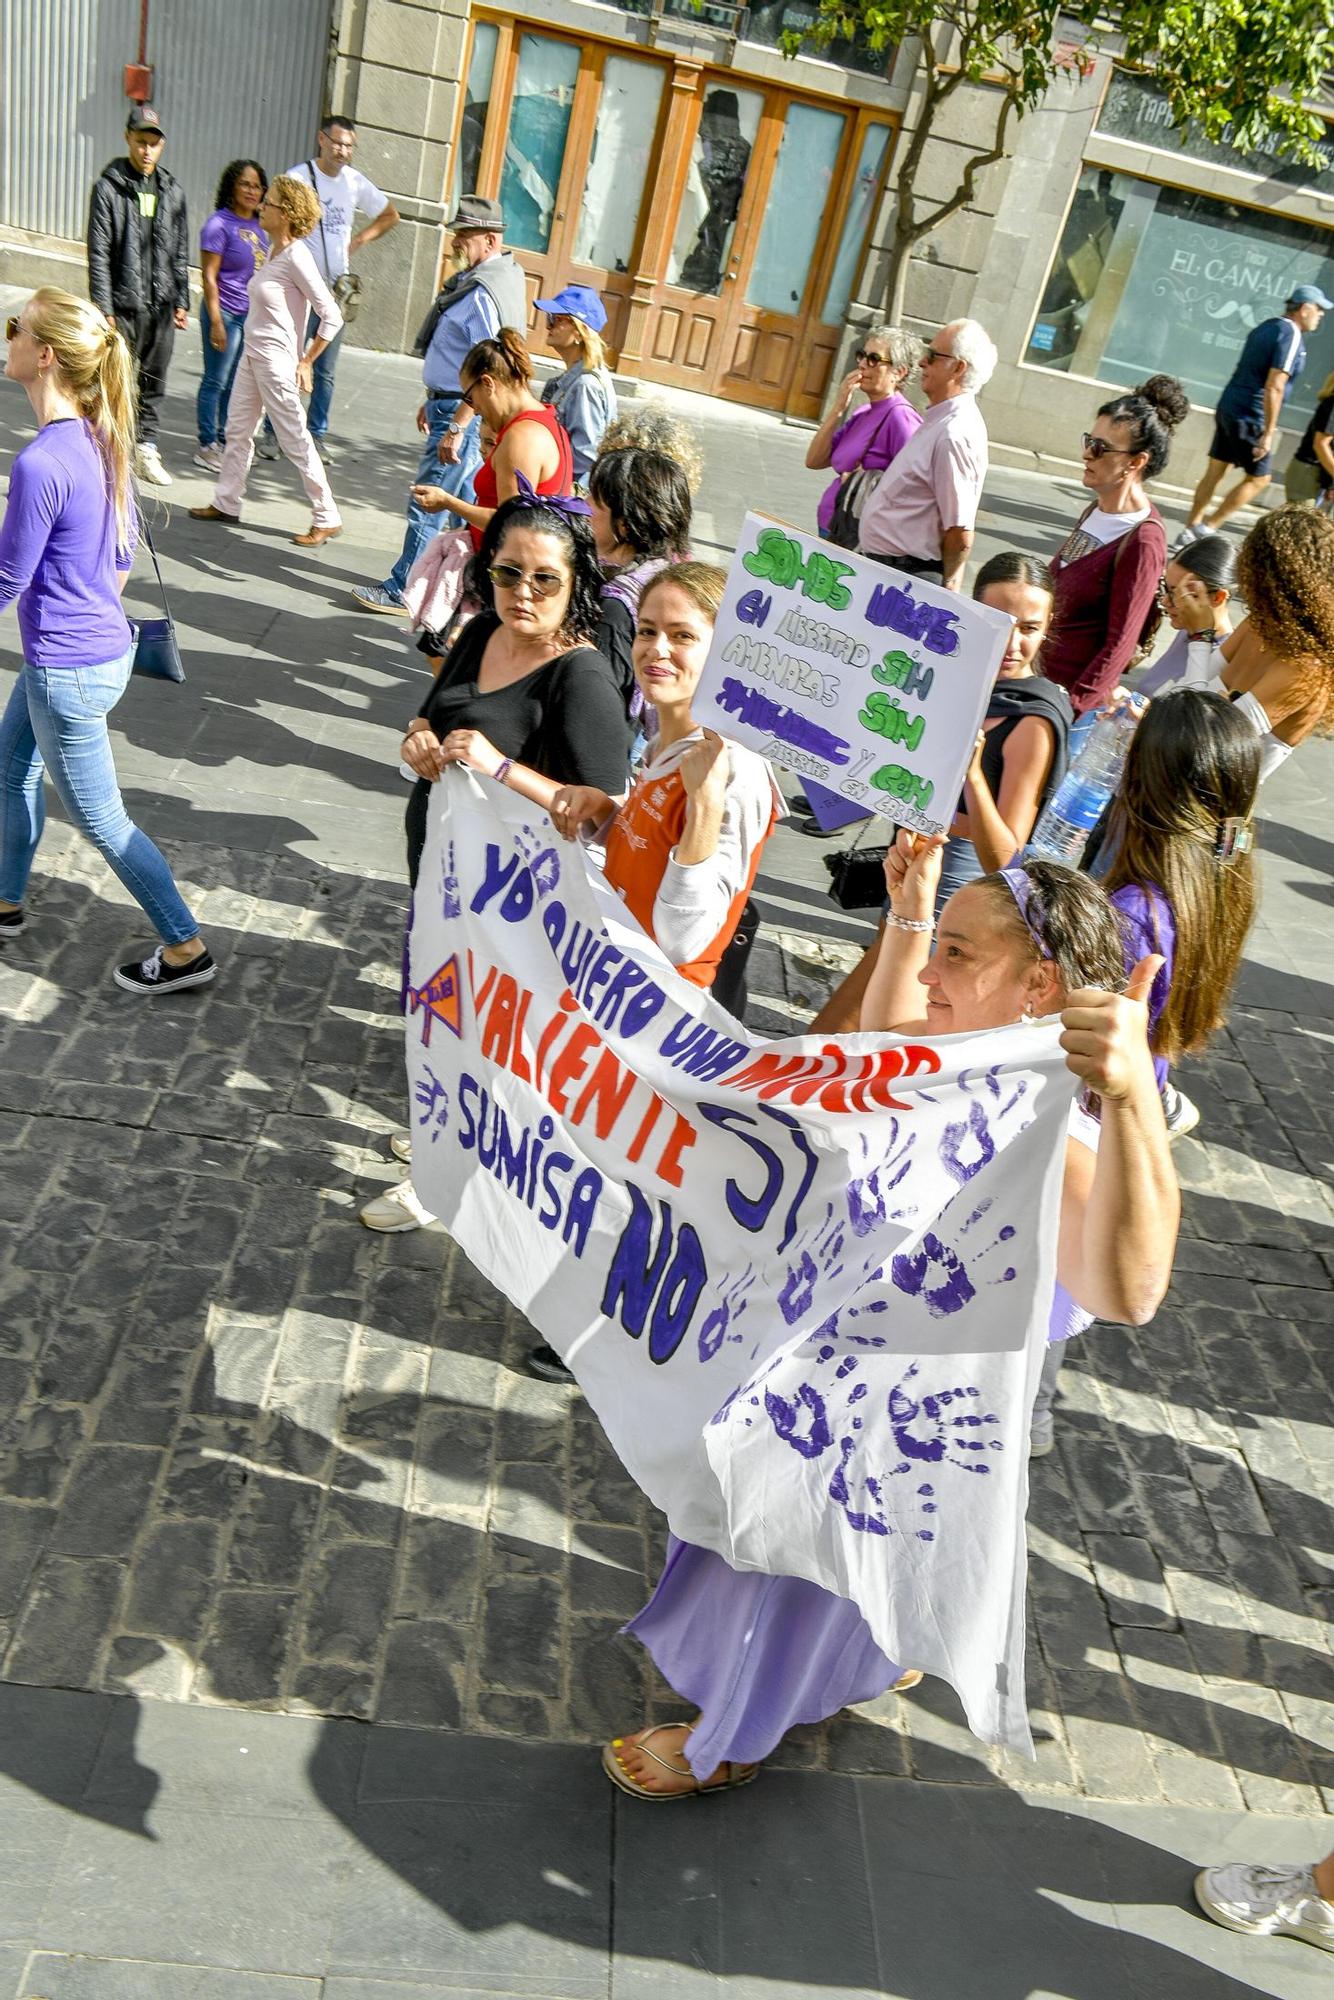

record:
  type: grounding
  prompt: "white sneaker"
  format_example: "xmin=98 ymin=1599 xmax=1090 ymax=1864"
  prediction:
xmin=1029 ymin=1412 xmax=1055 ymax=1458
xmin=359 ymin=1174 xmax=435 ymax=1233
xmin=193 ymin=442 xmax=224 ymax=472
xmin=1161 ymin=1083 xmax=1200 ymax=1142
xmin=1194 ymin=1862 xmax=1334 ymax=1951
xmin=136 ymin=443 xmax=172 ymax=486
xmin=389 ymin=1128 xmax=412 ymax=1164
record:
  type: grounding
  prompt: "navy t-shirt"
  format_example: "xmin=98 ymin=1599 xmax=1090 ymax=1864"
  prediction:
xmin=1295 ymin=391 xmax=1334 ymax=487
xmin=1217 ymin=316 xmax=1305 ymax=424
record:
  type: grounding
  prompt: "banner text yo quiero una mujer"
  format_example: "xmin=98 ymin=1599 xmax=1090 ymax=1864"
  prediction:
xmin=694 ymin=514 xmax=1012 ymax=837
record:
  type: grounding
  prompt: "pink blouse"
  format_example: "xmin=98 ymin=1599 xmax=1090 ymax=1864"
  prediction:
xmin=244 ymin=240 xmax=342 ymax=359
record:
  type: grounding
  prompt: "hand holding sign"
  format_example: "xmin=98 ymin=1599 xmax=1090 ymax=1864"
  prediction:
xmin=694 ymin=513 xmax=1011 ymax=838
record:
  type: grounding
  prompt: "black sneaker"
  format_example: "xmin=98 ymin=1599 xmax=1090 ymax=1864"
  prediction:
xmin=526 ymin=1342 xmax=575 ymax=1385
xmin=0 ymin=907 xmax=27 ymax=938
xmin=114 ymin=946 xmax=218 ymax=995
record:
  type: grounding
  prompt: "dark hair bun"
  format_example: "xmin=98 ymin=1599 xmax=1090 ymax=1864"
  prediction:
xmin=1133 ymin=374 xmax=1190 ymax=432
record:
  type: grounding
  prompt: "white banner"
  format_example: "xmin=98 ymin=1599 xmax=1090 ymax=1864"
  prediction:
xmin=407 ymin=773 xmax=1078 ymax=1750
xmin=693 ymin=512 xmax=1012 ymax=837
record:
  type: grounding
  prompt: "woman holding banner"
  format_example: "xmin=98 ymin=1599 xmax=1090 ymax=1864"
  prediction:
xmin=358 ymin=487 xmax=630 ymax=1234
xmin=603 ymin=842 xmax=1178 ymax=1799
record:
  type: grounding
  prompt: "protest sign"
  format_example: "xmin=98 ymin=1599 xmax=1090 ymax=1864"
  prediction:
xmin=408 ymin=772 xmax=1079 ymax=1751
xmin=693 ymin=513 xmax=1012 ymax=837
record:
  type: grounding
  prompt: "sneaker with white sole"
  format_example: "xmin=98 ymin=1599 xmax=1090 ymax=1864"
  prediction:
xmin=135 ymin=443 xmax=172 ymax=486
xmin=1194 ymin=1861 xmax=1334 ymax=1951
xmin=389 ymin=1129 xmax=412 ymax=1164
xmin=1161 ymin=1082 xmax=1200 ymax=1141
xmin=0 ymin=907 xmax=27 ymax=939
xmin=193 ymin=442 xmax=224 ymax=472
xmin=350 ymin=583 xmax=407 ymax=614
xmin=527 ymin=1342 xmax=575 ymax=1384
xmin=359 ymin=1175 xmax=435 ymax=1232
xmin=114 ymin=945 xmax=217 ymax=994
xmin=255 ymin=432 xmax=280 ymax=460
xmin=1029 ymin=1412 xmax=1055 ymax=1458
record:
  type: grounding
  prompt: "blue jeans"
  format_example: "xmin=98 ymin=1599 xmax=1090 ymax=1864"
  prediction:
xmin=263 ymin=309 xmax=344 ymax=442
xmin=0 ymin=651 xmax=198 ymax=944
xmin=195 ymin=303 xmax=247 ymax=445
xmin=933 ymin=834 xmax=985 ymax=921
xmin=383 ymin=398 xmax=483 ymax=600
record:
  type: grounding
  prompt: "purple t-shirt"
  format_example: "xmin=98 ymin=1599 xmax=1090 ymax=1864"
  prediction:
xmin=817 ymin=393 xmax=922 ymax=534
xmin=0 ymin=419 xmax=134 ymax=669
xmin=1110 ymin=880 xmax=1176 ymax=1088
xmin=199 ymin=208 xmax=269 ymax=317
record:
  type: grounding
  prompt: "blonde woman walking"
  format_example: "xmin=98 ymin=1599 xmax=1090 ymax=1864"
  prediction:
xmin=0 ymin=289 xmax=214 ymax=992
xmin=189 ymin=173 xmax=343 ymax=547
xmin=537 ymin=285 xmax=616 ymax=484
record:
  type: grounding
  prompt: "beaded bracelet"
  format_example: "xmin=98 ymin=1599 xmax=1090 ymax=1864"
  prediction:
xmin=886 ymin=913 xmax=933 ymax=934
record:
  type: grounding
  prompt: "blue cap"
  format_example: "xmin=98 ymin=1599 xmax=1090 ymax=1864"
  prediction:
xmin=533 ymin=284 xmax=608 ymax=333
xmin=1288 ymin=283 xmax=1334 ymax=310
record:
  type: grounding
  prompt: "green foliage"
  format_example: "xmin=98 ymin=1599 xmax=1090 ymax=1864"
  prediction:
xmin=1117 ymin=2 xmax=1333 ymax=165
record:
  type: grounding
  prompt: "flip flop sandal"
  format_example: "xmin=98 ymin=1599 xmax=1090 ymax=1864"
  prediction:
xmin=601 ymin=1727 xmax=759 ymax=1802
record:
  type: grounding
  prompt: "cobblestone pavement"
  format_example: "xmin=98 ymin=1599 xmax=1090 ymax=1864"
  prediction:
xmin=0 ymin=323 xmax=1330 ymax=1860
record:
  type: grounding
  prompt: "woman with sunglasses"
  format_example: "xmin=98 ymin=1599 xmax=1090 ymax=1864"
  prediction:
xmin=806 ymin=327 xmax=921 ymax=548
xmin=1042 ymin=376 xmax=1189 ymax=754
xmin=536 ymin=285 xmax=617 ymax=485
xmin=1138 ymin=534 xmax=1236 ymax=697
xmin=409 ymin=328 xmax=573 ymax=544
xmin=358 ymin=488 xmax=630 ymax=1233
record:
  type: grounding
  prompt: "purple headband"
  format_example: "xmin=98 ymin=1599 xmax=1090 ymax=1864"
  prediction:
xmin=998 ymin=866 xmax=1053 ymax=960
xmin=510 ymin=469 xmax=591 ymax=519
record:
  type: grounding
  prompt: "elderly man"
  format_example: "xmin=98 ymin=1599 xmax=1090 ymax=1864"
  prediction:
xmin=351 ymin=194 xmax=527 ymax=612
xmin=857 ymin=319 xmax=996 ymax=591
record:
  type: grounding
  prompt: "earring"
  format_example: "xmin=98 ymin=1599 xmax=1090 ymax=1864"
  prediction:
xmin=1020 ymin=1003 xmax=1037 ymax=1025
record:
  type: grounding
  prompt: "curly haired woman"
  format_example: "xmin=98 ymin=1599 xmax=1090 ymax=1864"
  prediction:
xmin=189 ymin=172 xmax=343 ymax=546
xmin=1168 ymin=504 xmax=1334 ymax=779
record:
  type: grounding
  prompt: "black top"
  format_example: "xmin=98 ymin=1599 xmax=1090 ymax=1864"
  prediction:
xmin=405 ymin=612 xmax=631 ymax=884
xmin=595 ymin=596 xmax=636 ymax=713
xmin=1295 ymin=392 xmax=1334 ymax=488
xmin=958 ymin=676 xmax=1073 ymax=819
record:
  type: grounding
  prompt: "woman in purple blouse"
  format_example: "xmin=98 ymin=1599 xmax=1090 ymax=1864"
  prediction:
xmin=0 ymin=289 xmax=214 ymax=993
xmin=194 ymin=158 xmax=269 ymax=472
xmin=807 ymin=326 xmax=921 ymax=544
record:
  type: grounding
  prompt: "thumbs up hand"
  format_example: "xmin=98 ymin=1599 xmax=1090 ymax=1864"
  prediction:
xmin=1059 ymin=954 xmax=1164 ymax=1101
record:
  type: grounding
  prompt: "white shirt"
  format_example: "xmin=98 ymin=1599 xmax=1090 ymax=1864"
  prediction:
xmin=857 ymin=393 xmax=989 ymax=561
xmin=1059 ymin=505 xmax=1149 ymax=565
xmin=287 ymin=161 xmax=389 ymax=282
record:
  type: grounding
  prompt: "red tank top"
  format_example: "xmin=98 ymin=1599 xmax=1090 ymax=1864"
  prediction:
xmin=470 ymin=404 xmax=575 ymax=549
xmin=604 ymin=764 xmax=775 ymax=990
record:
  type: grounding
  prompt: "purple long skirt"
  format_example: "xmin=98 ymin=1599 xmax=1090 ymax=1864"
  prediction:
xmin=624 ymin=1537 xmax=902 ymax=1779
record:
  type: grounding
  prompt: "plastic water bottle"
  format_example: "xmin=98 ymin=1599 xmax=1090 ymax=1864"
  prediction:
xmin=1025 ymin=699 xmax=1145 ymax=865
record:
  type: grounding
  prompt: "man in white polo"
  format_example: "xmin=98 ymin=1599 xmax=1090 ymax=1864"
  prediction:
xmin=857 ymin=319 xmax=995 ymax=591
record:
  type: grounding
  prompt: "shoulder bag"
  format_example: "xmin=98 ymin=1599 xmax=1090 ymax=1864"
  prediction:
xmin=310 ymin=160 xmax=362 ymax=324
xmin=130 ymin=516 xmax=185 ymax=683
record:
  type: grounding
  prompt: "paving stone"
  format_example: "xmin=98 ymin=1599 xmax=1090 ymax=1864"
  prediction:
xmin=377 ymin=1620 xmax=466 ymax=1728
xmin=198 ymin=1589 xmax=298 ymax=1706
xmin=5 ymin=1554 xmax=125 ymax=1686
xmin=1082 ymin=1533 xmax=1177 ymax=1630
xmin=122 ymin=1519 xmax=222 ymax=1645
xmin=0 ymin=1499 xmax=54 ymax=1617
xmin=303 ymin=1542 xmax=394 ymax=1664
xmin=482 ymin=1574 xmax=565 ymax=1698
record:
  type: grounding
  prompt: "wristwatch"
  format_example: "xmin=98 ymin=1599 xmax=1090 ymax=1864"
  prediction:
xmin=445 ymin=421 xmax=464 ymax=437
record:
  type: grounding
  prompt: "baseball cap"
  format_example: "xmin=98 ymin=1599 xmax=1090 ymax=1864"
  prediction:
xmin=447 ymin=194 xmax=504 ymax=233
xmin=1288 ymin=283 xmax=1333 ymax=310
xmin=533 ymin=284 xmax=608 ymax=333
xmin=126 ymin=104 xmax=165 ymax=137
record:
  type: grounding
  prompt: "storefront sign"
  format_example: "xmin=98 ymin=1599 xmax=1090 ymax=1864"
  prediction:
xmin=408 ymin=769 xmax=1077 ymax=1750
xmin=693 ymin=513 xmax=1011 ymax=836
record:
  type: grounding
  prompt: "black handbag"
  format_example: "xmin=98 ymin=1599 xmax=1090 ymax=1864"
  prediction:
xmin=823 ymin=816 xmax=889 ymax=910
xmin=130 ymin=517 xmax=185 ymax=684
xmin=825 ymin=400 xmax=899 ymax=550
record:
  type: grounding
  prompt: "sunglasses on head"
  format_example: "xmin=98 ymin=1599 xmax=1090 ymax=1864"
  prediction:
xmin=854 ymin=348 xmax=890 ymax=365
xmin=1081 ymin=432 xmax=1131 ymax=459
xmin=5 ymin=317 xmax=20 ymax=341
xmin=488 ymin=562 xmax=567 ymax=597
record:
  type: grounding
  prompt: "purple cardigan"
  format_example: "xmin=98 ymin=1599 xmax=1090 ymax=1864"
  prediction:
xmin=817 ymin=394 xmax=922 ymax=534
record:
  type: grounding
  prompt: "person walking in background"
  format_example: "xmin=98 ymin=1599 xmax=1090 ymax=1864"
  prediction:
xmin=256 ymin=114 xmax=398 ymax=460
xmin=193 ymin=159 xmax=269 ymax=474
xmin=807 ymin=326 xmax=921 ymax=547
xmin=187 ymin=175 xmax=343 ymax=548
xmin=537 ymin=286 xmax=617 ymax=484
xmin=1042 ymin=377 xmax=1187 ymax=755
xmin=0 ymin=289 xmax=214 ymax=992
xmin=351 ymin=195 xmax=526 ymax=613
xmin=856 ymin=319 xmax=995 ymax=589
xmin=86 ymin=104 xmax=190 ymax=487
xmin=1182 ymin=285 xmax=1330 ymax=539
xmin=406 ymin=330 xmax=574 ymax=545
xmin=1284 ymin=368 xmax=1334 ymax=507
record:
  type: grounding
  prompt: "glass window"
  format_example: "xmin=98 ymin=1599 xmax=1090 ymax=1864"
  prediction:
xmin=822 ymin=122 xmax=890 ymax=324
xmin=743 ymin=0 xmax=890 ymax=78
xmin=1097 ymin=73 xmax=1334 ymax=197
xmin=747 ymin=102 xmax=845 ymax=314
xmin=500 ymin=34 xmax=582 ymax=253
xmin=666 ymin=85 xmax=764 ymax=296
xmin=573 ymin=56 xmax=666 ymax=274
xmin=450 ymin=21 xmax=499 ymax=217
xmin=1027 ymin=167 xmax=1334 ymax=426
